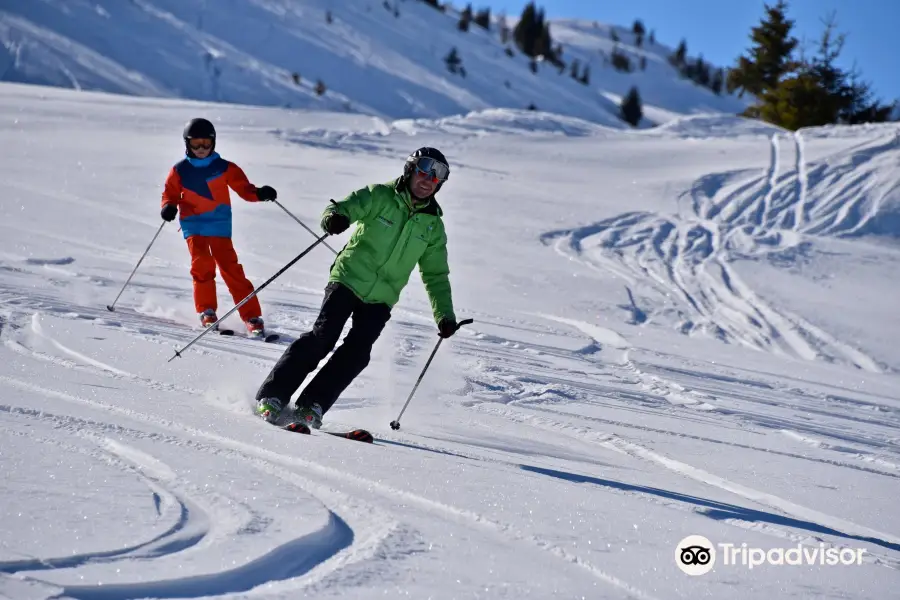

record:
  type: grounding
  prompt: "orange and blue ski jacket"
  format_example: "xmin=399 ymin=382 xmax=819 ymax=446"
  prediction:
xmin=161 ymin=153 xmax=259 ymax=239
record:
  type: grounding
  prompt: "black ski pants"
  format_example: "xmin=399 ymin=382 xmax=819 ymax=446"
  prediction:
xmin=255 ymin=282 xmax=391 ymax=414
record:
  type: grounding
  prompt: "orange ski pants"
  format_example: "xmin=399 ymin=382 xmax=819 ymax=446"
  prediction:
xmin=186 ymin=236 xmax=261 ymax=322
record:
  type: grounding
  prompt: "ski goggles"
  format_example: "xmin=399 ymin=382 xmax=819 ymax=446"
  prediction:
xmin=412 ymin=157 xmax=449 ymax=183
xmin=188 ymin=138 xmax=213 ymax=150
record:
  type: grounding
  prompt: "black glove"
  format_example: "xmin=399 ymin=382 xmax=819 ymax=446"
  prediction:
xmin=161 ymin=204 xmax=178 ymax=222
xmin=438 ymin=317 xmax=458 ymax=338
xmin=323 ymin=212 xmax=350 ymax=235
xmin=256 ymin=185 xmax=277 ymax=201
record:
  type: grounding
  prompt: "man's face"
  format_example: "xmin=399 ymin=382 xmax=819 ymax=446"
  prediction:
xmin=408 ymin=157 xmax=449 ymax=200
xmin=188 ymin=138 xmax=213 ymax=159
xmin=410 ymin=167 xmax=439 ymax=199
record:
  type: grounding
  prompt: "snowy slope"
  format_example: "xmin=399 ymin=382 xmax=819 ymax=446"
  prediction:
xmin=1 ymin=82 xmax=900 ymax=598
xmin=539 ymin=19 xmax=749 ymax=125
xmin=0 ymin=0 xmax=746 ymax=125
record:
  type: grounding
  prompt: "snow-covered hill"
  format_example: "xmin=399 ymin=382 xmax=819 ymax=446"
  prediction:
xmin=0 ymin=0 xmax=747 ymax=125
xmin=1 ymin=81 xmax=899 ymax=598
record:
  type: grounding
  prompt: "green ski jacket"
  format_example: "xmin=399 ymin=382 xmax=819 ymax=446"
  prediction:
xmin=322 ymin=178 xmax=455 ymax=324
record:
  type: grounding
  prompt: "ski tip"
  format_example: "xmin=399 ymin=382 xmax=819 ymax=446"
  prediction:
xmin=264 ymin=333 xmax=280 ymax=343
xmin=325 ymin=429 xmax=374 ymax=443
xmin=348 ymin=429 xmax=374 ymax=443
xmin=218 ymin=329 xmax=235 ymax=336
xmin=283 ymin=422 xmax=311 ymax=434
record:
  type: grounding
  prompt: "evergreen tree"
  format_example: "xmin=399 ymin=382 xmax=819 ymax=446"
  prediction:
xmin=513 ymin=3 xmax=558 ymax=63
xmin=694 ymin=56 xmax=711 ymax=86
xmin=611 ymin=48 xmax=632 ymax=72
xmin=671 ymin=39 xmax=687 ymax=68
xmin=806 ymin=15 xmax=894 ymax=124
xmin=513 ymin=3 xmax=538 ymax=56
xmin=570 ymin=58 xmax=581 ymax=79
xmin=711 ymin=68 xmax=725 ymax=95
xmin=621 ymin=86 xmax=643 ymax=126
xmin=458 ymin=4 xmax=472 ymax=32
xmin=729 ymin=1 xmax=799 ymax=98
xmin=726 ymin=68 xmax=740 ymax=94
xmin=841 ymin=70 xmax=895 ymax=124
xmin=632 ymin=20 xmax=646 ymax=47
xmin=750 ymin=10 xmax=894 ymax=129
xmin=755 ymin=71 xmax=826 ymax=129
xmin=473 ymin=8 xmax=491 ymax=30
xmin=535 ymin=16 xmax=552 ymax=57
xmin=445 ymin=47 xmax=462 ymax=74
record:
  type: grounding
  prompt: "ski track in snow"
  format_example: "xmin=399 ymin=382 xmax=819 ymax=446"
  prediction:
xmin=0 ymin=297 xmax=661 ymax=599
xmin=542 ymin=132 xmax=900 ymax=373
xmin=0 ymin=425 xmax=207 ymax=574
xmin=1 ymin=245 xmax=899 ymax=595
xmin=0 ymin=397 xmax=408 ymax=599
xmin=461 ymin=316 xmax=900 ymax=478
xmin=457 ymin=312 xmax=900 ymax=562
xmin=0 ymin=376 xmax=659 ymax=600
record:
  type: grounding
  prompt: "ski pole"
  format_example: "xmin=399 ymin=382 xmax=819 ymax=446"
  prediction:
xmin=272 ymin=199 xmax=340 ymax=256
xmin=167 ymin=233 xmax=331 ymax=362
xmin=107 ymin=221 xmax=166 ymax=312
xmin=390 ymin=318 xmax=473 ymax=431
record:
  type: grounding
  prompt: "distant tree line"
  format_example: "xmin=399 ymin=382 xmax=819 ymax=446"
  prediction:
xmin=300 ymin=0 xmax=896 ymax=130
xmin=727 ymin=1 xmax=895 ymax=129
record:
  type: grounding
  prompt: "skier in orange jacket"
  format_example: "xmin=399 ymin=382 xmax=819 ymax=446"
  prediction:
xmin=160 ymin=118 xmax=277 ymax=337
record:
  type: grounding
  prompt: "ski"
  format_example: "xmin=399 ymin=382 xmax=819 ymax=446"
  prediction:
xmin=213 ymin=328 xmax=279 ymax=343
xmin=324 ymin=429 xmax=374 ymax=443
xmin=279 ymin=421 xmax=373 ymax=443
xmin=282 ymin=421 xmax=311 ymax=434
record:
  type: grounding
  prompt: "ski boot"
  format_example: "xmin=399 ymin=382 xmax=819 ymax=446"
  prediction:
xmin=255 ymin=397 xmax=286 ymax=424
xmin=200 ymin=309 xmax=218 ymax=329
xmin=246 ymin=317 xmax=265 ymax=339
xmin=291 ymin=402 xmax=324 ymax=430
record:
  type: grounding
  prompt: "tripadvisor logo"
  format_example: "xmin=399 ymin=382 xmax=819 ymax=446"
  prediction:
xmin=676 ymin=535 xmax=716 ymax=576
xmin=676 ymin=535 xmax=866 ymax=575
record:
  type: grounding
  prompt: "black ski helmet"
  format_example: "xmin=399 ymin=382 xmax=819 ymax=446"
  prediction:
xmin=183 ymin=118 xmax=216 ymax=156
xmin=403 ymin=147 xmax=450 ymax=193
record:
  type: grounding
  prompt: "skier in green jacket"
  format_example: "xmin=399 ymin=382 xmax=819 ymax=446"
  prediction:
xmin=254 ymin=147 xmax=459 ymax=428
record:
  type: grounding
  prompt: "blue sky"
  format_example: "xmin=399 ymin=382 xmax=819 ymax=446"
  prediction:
xmin=487 ymin=0 xmax=899 ymax=103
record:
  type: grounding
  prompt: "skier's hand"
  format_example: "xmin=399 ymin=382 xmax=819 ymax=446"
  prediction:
xmin=256 ymin=185 xmax=277 ymax=202
xmin=437 ymin=317 xmax=458 ymax=338
xmin=323 ymin=212 xmax=350 ymax=235
xmin=161 ymin=204 xmax=178 ymax=222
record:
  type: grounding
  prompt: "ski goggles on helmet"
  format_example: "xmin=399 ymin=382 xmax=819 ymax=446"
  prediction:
xmin=188 ymin=138 xmax=213 ymax=150
xmin=412 ymin=157 xmax=449 ymax=183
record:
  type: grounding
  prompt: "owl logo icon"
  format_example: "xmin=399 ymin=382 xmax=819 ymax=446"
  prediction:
xmin=676 ymin=535 xmax=716 ymax=575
